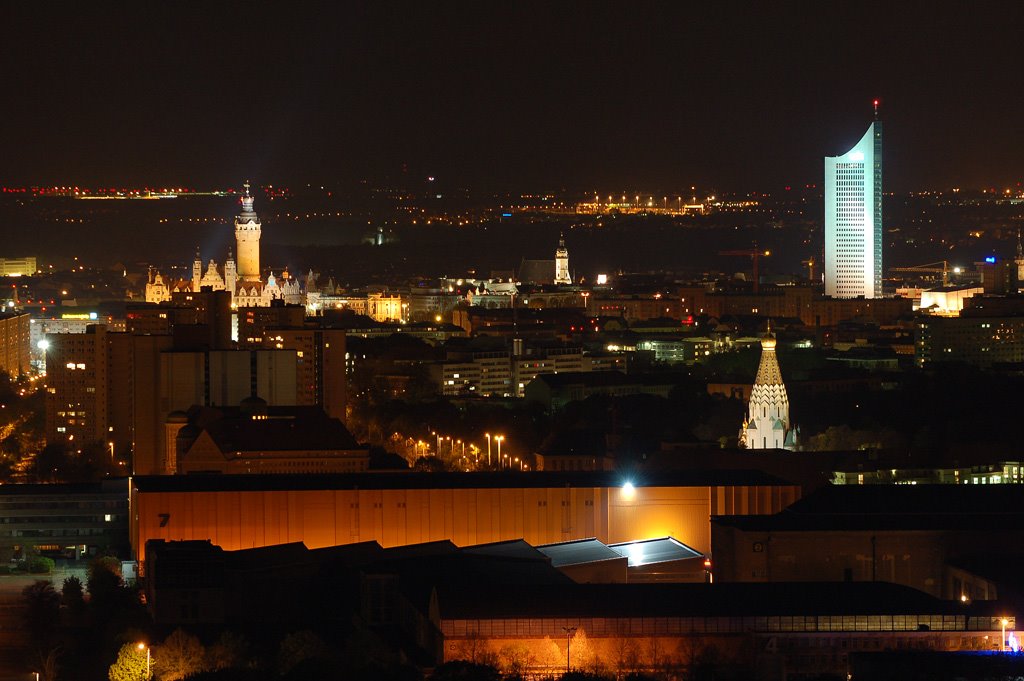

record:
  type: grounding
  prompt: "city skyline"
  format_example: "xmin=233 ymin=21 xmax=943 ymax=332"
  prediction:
xmin=1 ymin=4 xmax=1022 ymax=192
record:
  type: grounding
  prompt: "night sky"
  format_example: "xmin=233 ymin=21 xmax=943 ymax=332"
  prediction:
xmin=2 ymin=2 xmax=1022 ymax=192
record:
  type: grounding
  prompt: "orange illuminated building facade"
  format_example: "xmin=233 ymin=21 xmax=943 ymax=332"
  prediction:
xmin=129 ymin=471 xmax=799 ymax=567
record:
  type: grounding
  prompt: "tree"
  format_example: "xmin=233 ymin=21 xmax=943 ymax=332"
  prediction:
xmin=62 ymin=574 xmax=86 ymax=611
xmin=535 ymin=637 xmax=564 ymax=672
xmin=33 ymin=645 xmax=62 ymax=681
xmin=413 ymin=455 xmax=448 ymax=472
xmin=205 ymin=631 xmax=249 ymax=671
xmin=497 ymin=643 xmax=534 ymax=677
xmin=570 ymin=629 xmax=598 ymax=673
xmin=612 ymin=637 xmax=640 ymax=677
xmin=31 ymin=442 xmax=72 ymax=482
xmin=109 ymin=642 xmax=151 ymax=681
xmin=429 ymin=661 xmax=502 ymax=681
xmin=154 ymin=628 xmax=206 ymax=681
xmin=88 ymin=556 xmax=126 ymax=607
xmin=22 ymin=580 xmax=60 ymax=646
xmin=277 ymin=631 xmax=332 ymax=676
xmin=558 ymin=672 xmax=614 ymax=681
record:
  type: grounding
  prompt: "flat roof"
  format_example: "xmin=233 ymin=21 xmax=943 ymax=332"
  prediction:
xmin=437 ymin=581 xmax=1008 ymax=620
xmin=713 ymin=484 xmax=1024 ymax=533
xmin=609 ymin=537 xmax=703 ymax=566
xmin=0 ymin=479 xmax=129 ymax=497
xmin=132 ymin=469 xmax=795 ymax=493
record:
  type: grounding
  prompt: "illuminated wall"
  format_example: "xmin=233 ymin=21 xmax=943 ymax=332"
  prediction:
xmin=131 ymin=480 xmax=798 ymax=565
xmin=440 ymin=622 xmax=1004 ymax=679
xmin=825 ymin=121 xmax=882 ymax=299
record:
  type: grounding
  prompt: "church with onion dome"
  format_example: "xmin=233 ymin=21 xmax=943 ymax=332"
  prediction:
xmin=739 ymin=324 xmax=798 ymax=451
xmin=145 ymin=182 xmax=302 ymax=307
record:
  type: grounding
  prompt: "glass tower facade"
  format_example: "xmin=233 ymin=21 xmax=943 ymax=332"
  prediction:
xmin=824 ymin=121 xmax=883 ymax=298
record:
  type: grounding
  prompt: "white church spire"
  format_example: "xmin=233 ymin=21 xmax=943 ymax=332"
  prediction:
xmin=740 ymin=323 xmax=797 ymax=450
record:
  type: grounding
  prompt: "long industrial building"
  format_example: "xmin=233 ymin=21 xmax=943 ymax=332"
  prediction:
xmin=129 ymin=470 xmax=800 ymax=566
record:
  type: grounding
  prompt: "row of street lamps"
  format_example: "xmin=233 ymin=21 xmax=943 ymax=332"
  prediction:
xmin=422 ymin=431 xmax=523 ymax=469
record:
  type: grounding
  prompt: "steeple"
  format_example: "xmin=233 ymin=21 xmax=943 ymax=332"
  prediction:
xmin=235 ymin=180 xmax=262 ymax=282
xmin=1016 ymin=230 xmax=1024 ymax=289
xmin=192 ymin=247 xmax=203 ymax=292
xmin=740 ymin=323 xmax=797 ymax=450
xmin=554 ymin=232 xmax=571 ymax=285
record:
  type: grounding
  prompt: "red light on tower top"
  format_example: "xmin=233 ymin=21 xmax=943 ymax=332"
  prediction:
xmin=873 ymin=99 xmax=880 ymax=119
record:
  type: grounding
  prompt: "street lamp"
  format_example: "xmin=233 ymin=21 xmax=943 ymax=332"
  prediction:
xmin=562 ymin=626 xmax=577 ymax=673
xmin=485 ymin=433 xmax=491 ymax=467
xmin=137 ymin=643 xmax=151 ymax=679
xmin=1003 ymin=618 xmax=1010 ymax=652
xmin=495 ymin=435 xmax=504 ymax=467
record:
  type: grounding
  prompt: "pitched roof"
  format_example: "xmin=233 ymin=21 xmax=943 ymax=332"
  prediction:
xmin=195 ymin=406 xmax=361 ymax=453
xmin=537 ymin=538 xmax=622 ymax=567
xmin=608 ymin=537 xmax=704 ymax=566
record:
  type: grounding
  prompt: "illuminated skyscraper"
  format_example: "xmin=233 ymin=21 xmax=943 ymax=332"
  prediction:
xmin=824 ymin=104 xmax=883 ymax=298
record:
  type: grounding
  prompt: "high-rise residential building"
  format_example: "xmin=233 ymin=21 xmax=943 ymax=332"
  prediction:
xmin=824 ymin=105 xmax=883 ymax=299
xmin=263 ymin=327 xmax=347 ymax=422
xmin=739 ymin=330 xmax=797 ymax=450
xmin=0 ymin=312 xmax=30 ymax=376
xmin=45 ymin=325 xmax=111 ymax=446
xmin=554 ymin=233 xmax=571 ymax=285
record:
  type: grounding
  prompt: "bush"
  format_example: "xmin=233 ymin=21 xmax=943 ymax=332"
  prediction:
xmin=27 ymin=556 xmax=55 ymax=574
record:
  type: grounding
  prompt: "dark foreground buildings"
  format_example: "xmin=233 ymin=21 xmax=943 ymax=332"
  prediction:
xmin=145 ymin=536 xmax=1016 ymax=680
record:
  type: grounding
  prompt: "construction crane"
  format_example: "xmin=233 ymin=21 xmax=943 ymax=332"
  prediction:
xmin=801 ymin=256 xmax=817 ymax=283
xmin=719 ymin=244 xmax=771 ymax=294
xmin=889 ymin=261 xmax=951 ymax=286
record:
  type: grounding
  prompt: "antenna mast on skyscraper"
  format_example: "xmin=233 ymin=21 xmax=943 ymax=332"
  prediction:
xmin=873 ymin=99 xmax=880 ymax=120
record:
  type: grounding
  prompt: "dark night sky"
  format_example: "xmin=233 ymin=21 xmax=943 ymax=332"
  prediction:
xmin=1 ymin=2 xmax=1022 ymax=192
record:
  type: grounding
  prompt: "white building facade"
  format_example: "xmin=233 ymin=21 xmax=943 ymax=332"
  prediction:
xmin=824 ymin=119 xmax=883 ymax=298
